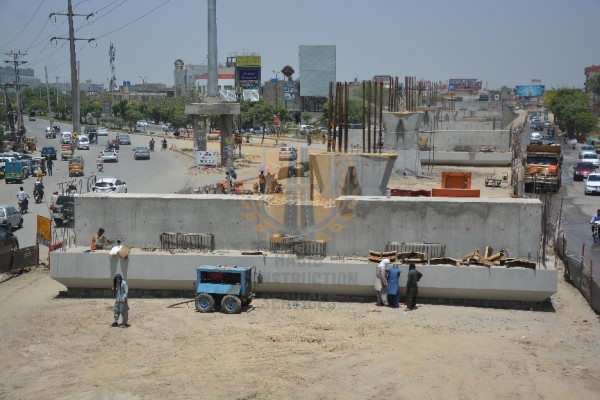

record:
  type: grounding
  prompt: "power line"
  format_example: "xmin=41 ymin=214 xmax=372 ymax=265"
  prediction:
xmin=96 ymin=0 xmax=172 ymax=40
xmin=0 ymin=0 xmax=46 ymax=47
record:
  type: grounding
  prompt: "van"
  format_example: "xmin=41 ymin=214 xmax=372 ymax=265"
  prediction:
xmin=60 ymin=132 xmax=72 ymax=144
xmin=4 ymin=160 xmax=24 ymax=184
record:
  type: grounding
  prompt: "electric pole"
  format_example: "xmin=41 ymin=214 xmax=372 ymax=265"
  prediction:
xmin=50 ymin=0 xmax=94 ymax=134
xmin=4 ymin=51 xmax=27 ymax=135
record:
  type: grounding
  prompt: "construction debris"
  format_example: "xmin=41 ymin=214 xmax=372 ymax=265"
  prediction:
xmin=368 ymin=250 xmax=397 ymax=263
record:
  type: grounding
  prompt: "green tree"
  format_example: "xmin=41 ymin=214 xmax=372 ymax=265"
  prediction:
xmin=546 ymin=89 xmax=596 ymax=137
xmin=0 ymin=125 xmax=5 ymax=150
xmin=301 ymin=112 xmax=312 ymax=124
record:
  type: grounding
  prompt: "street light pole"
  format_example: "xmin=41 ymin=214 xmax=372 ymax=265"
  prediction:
xmin=139 ymin=75 xmax=148 ymax=100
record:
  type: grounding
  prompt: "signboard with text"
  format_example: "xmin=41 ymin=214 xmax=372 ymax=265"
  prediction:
xmin=448 ymin=79 xmax=482 ymax=91
xmin=514 ymin=85 xmax=545 ymax=97
xmin=37 ymin=215 xmax=51 ymax=246
xmin=236 ymin=55 xmax=261 ymax=66
xmin=194 ymin=151 xmax=217 ymax=166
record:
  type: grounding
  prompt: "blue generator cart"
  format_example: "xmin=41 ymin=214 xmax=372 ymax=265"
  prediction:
xmin=194 ymin=265 xmax=261 ymax=314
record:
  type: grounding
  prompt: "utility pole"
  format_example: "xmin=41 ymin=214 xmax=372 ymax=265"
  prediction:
xmin=45 ymin=66 xmax=53 ymax=131
xmin=50 ymin=0 xmax=94 ymax=134
xmin=4 ymin=51 xmax=27 ymax=134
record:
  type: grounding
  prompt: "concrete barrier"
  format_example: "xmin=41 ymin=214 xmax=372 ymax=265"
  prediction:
xmin=50 ymin=248 xmax=556 ymax=303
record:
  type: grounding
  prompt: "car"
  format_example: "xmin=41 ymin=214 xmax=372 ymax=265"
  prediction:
xmin=84 ymin=126 xmax=97 ymax=135
xmin=77 ymin=135 xmax=90 ymax=150
xmin=117 ymin=134 xmax=131 ymax=145
xmin=60 ymin=132 xmax=72 ymax=144
xmin=45 ymin=127 xmax=56 ymax=139
xmin=93 ymin=177 xmax=127 ymax=193
xmin=530 ymin=122 xmax=544 ymax=131
xmin=585 ymin=173 xmax=600 ymax=195
xmin=50 ymin=194 xmax=76 ymax=227
xmin=107 ymin=139 xmax=120 ymax=150
xmin=581 ymin=153 xmax=599 ymax=167
xmin=0 ymin=205 xmax=23 ymax=231
xmin=529 ymin=132 xmax=542 ymax=145
xmin=0 ymin=226 xmax=19 ymax=268
xmin=544 ymin=121 xmax=552 ymax=128
xmin=101 ymin=148 xmax=119 ymax=162
xmin=579 ymin=145 xmax=596 ymax=159
xmin=41 ymin=147 xmax=57 ymax=160
xmin=97 ymin=126 xmax=108 ymax=136
xmin=573 ymin=162 xmax=597 ymax=181
xmin=162 ymin=123 xmax=172 ymax=131
xmin=133 ymin=146 xmax=150 ymax=160
xmin=278 ymin=146 xmax=298 ymax=161
xmin=541 ymin=135 xmax=554 ymax=145
xmin=136 ymin=120 xmax=148 ymax=128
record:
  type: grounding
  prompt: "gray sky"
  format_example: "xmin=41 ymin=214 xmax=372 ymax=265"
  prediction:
xmin=1 ymin=0 xmax=598 ymax=90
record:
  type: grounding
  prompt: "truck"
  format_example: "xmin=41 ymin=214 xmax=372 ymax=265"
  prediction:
xmin=523 ymin=145 xmax=563 ymax=192
xmin=194 ymin=265 xmax=262 ymax=314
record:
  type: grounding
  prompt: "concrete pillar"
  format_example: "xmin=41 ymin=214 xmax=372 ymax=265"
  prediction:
xmin=381 ymin=112 xmax=423 ymax=175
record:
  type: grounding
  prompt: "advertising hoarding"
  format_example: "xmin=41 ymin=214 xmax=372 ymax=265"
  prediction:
xmin=237 ymin=67 xmax=261 ymax=89
xmin=284 ymin=81 xmax=298 ymax=101
xmin=448 ymin=79 xmax=482 ymax=91
xmin=514 ymin=85 xmax=545 ymax=97
xmin=236 ymin=55 xmax=261 ymax=67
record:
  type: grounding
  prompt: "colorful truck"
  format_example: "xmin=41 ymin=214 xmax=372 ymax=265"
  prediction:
xmin=523 ymin=145 xmax=562 ymax=192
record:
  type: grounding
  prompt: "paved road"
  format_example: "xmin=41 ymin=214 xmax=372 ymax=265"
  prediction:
xmin=1 ymin=120 xmax=189 ymax=248
xmin=523 ymin=125 xmax=600 ymax=282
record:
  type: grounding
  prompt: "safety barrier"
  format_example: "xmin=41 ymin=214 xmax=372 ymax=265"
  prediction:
xmin=386 ymin=242 xmax=446 ymax=260
xmin=269 ymin=235 xmax=326 ymax=258
xmin=159 ymin=232 xmax=215 ymax=252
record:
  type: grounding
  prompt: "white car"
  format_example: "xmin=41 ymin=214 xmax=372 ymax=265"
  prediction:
xmin=101 ymin=148 xmax=119 ymax=162
xmin=581 ymin=152 xmax=599 ymax=167
xmin=584 ymin=173 xmax=600 ymax=195
xmin=77 ymin=135 xmax=90 ymax=150
xmin=93 ymin=177 xmax=127 ymax=193
xmin=136 ymin=120 xmax=148 ymax=128
xmin=278 ymin=146 xmax=298 ymax=161
xmin=97 ymin=127 xmax=108 ymax=136
xmin=579 ymin=145 xmax=596 ymax=159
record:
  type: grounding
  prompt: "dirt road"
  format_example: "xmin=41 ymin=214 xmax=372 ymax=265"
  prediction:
xmin=0 ymin=264 xmax=598 ymax=399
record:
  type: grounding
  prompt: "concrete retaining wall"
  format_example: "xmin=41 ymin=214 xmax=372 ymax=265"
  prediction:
xmin=420 ymin=151 xmax=512 ymax=166
xmin=50 ymin=248 xmax=557 ymax=302
xmin=73 ymin=194 xmax=541 ymax=260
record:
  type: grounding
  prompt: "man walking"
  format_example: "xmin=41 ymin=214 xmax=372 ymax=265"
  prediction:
xmin=112 ymin=274 xmax=129 ymax=328
xmin=405 ymin=263 xmax=423 ymax=311
xmin=46 ymin=157 xmax=53 ymax=176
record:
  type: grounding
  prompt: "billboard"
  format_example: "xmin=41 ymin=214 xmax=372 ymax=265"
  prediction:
xmin=236 ymin=55 xmax=261 ymax=67
xmin=514 ymin=85 xmax=545 ymax=97
xmin=284 ymin=81 xmax=298 ymax=101
xmin=448 ymin=79 xmax=482 ymax=91
xmin=237 ymin=67 xmax=261 ymax=89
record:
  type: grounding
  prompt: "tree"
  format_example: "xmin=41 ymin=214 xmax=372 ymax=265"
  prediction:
xmin=546 ymin=89 xmax=596 ymax=137
xmin=301 ymin=112 xmax=312 ymax=124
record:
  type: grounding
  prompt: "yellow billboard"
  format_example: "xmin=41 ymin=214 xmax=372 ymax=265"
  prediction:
xmin=236 ymin=55 xmax=261 ymax=67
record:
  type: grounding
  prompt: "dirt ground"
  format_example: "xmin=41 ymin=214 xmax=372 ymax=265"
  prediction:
xmin=4 ymin=114 xmax=598 ymax=399
xmin=0 ymin=264 xmax=599 ymax=399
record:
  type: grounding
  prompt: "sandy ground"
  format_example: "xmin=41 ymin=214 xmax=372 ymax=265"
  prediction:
xmin=4 ymin=113 xmax=598 ymax=399
xmin=0 ymin=264 xmax=599 ymax=399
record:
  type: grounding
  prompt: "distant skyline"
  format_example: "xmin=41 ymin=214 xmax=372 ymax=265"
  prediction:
xmin=1 ymin=0 xmax=598 ymax=90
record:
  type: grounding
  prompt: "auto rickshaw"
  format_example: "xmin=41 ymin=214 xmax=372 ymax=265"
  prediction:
xmin=24 ymin=136 xmax=37 ymax=152
xmin=68 ymin=155 xmax=84 ymax=177
xmin=61 ymin=144 xmax=74 ymax=160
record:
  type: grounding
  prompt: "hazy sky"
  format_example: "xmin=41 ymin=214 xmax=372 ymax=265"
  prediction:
xmin=1 ymin=0 xmax=598 ymax=90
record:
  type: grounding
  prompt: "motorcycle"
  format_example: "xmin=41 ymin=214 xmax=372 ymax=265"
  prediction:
xmin=18 ymin=199 xmax=28 ymax=214
xmin=97 ymin=162 xmax=104 ymax=172
xmin=161 ymin=140 xmax=167 ymax=150
xmin=593 ymin=223 xmax=600 ymax=244
xmin=149 ymin=141 xmax=155 ymax=151
xmin=34 ymin=189 xmax=44 ymax=204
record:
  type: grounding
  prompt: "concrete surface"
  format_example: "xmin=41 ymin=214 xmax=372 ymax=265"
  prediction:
xmin=72 ymin=193 xmax=541 ymax=259
xmin=50 ymin=247 xmax=557 ymax=303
